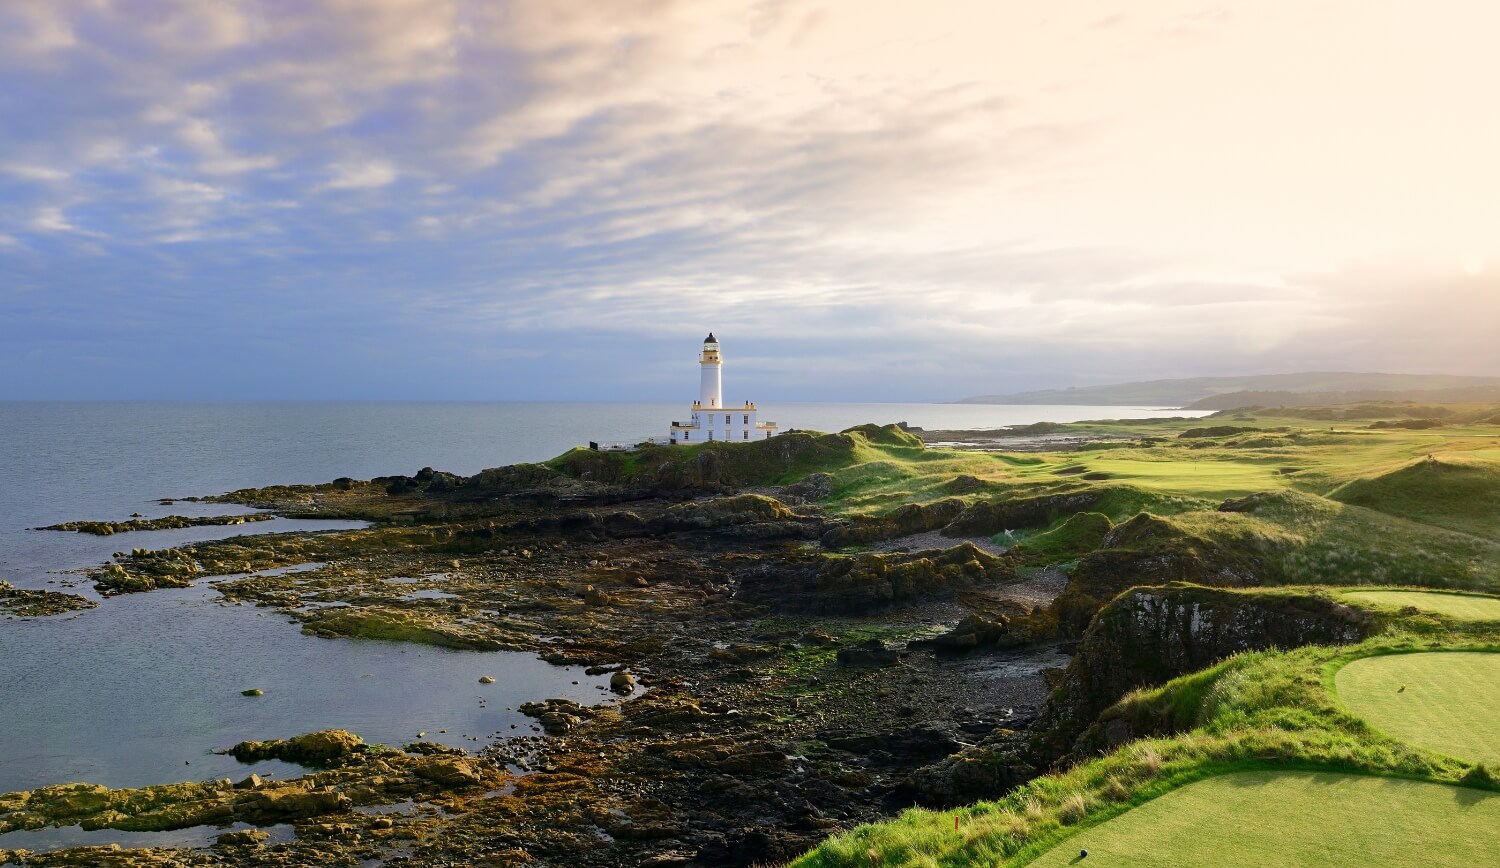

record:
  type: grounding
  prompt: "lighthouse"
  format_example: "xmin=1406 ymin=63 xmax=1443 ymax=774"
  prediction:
xmin=699 ymin=333 xmax=722 ymax=408
xmin=669 ymin=334 xmax=779 ymax=445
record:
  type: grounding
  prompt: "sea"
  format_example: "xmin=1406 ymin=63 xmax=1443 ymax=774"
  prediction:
xmin=0 ymin=401 xmax=1199 ymax=847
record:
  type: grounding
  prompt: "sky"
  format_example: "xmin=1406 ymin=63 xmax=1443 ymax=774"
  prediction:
xmin=2 ymin=0 xmax=1498 ymax=401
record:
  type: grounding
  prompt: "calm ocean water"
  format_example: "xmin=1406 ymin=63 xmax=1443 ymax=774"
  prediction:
xmin=0 ymin=401 xmax=1197 ymax=802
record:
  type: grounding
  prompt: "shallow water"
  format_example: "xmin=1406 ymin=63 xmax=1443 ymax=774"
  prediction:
xmin=0 ymin=820 xmax=296 ymax=854
xmin=0 ymin=579 xmax=614 ymax=794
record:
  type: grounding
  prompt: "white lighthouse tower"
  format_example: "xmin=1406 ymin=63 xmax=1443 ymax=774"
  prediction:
xmin=699 ymin=333 xmax=723 ymax=408
xmin=669 ymin=334 xmax=778 ymax=445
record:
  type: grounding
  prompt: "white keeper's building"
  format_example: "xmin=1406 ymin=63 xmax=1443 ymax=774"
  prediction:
xmin=669 ymin=333 xmax=779 ymax=445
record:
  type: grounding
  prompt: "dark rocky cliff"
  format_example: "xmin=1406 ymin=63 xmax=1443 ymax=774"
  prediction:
xmin=1032 ymin=583 xmax=1376 ymax=761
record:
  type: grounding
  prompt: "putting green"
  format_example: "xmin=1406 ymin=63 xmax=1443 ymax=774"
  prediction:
xmin=1335 ymin=652 xmax=1500 ymax=766
xmin=1344 ymin=590 xmax=1500 ymax=621
xmin=1028 ymin=771 xmax=1500 ymax=867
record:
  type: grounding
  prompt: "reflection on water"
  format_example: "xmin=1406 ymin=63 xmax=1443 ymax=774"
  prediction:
xmin=0 ymin=579 xmax=614 ymax=795
xmin=0 ymin=820 xmax=295 ymax=854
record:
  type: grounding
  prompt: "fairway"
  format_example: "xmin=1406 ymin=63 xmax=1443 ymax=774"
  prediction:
xmin=1344 ymin=590 xmax=1500 ymax=621
xmin=1027 ymin=771 xmax=1500 ymax=867
xmin=1336 ymin=652 xmax=1500 ymax=766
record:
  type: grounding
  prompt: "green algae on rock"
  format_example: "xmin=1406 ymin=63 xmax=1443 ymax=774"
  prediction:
xmin=0 ymin=582 xmax=96 ymax=618
xmin=0 ymin=735 xmax=498 ymax=838
xmin=41 ymin=514 xmax=275 ymax=536
xmin=227 ymin=730 xmax=365 ymax=764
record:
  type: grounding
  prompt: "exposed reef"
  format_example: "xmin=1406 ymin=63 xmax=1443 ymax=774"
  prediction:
xmin=0 ymin=581 xmax=96 ymax=618
xmin=40 ymin=514 xmax=274 ymax=536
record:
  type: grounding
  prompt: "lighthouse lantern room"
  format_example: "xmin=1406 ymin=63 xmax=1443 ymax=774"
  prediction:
xmin=670 ymin=334 xmax=779 ymax=445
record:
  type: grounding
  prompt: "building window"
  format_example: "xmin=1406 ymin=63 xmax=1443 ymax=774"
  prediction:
xmin=743 ymin=430 xmax=748 ymax=440
xmin=709 ymin=431 xmax=714 ymax=441
xmin=684 ymin=431 xmax=689 ymax=441
xmin=743 ymin=414 xmax=749 ymax=424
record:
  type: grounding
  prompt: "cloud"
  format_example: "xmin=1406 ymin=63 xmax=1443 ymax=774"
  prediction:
xmin=0 ymin=1 xmax=1497 ymax=399
xmin=30 ymin=206 xmax=77 ymax=232
xmin=321 ymin=159 xmax=399 ymax=190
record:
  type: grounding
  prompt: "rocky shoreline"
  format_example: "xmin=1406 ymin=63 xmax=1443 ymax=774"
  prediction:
xmin=5 ymin=423 xmax=1383 ymax=866
xmin=4 ymin=428 xmax=1072 ymax=866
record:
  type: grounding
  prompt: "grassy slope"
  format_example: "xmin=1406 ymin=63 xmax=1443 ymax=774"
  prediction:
xmin=1343 ymin=590 xmax=1500 ymax=621
xmin=1335 ymin=652 xmax=1500 ymax=767
xmin=1025 ymin=771 xmax=1500 ymax=868
xmin=827 ymin=413 xmax=1498 ymax=509
xmin=793 ymin=606 xmax=1500 ymax=867
xmin=890 ymin=419 xmax=1500 ymax=585
xmin=1329 ymin=457 xmax=1500 ymax=542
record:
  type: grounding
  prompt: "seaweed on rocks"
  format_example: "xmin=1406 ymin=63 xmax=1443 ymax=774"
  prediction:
xmin=0 ymin=581 xmax=96 ymax=617
xmin=40 ymin=514 xmax=275 ymax=536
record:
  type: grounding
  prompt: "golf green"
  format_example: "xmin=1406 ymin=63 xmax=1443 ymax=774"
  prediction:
xmin=1335 ymin=651 xmax=1500 ymax=766
xmin=1027 ymin=771 xmax=1500 ymax=867
xmin=1344 ymin=590 xmax=1500 ymax=621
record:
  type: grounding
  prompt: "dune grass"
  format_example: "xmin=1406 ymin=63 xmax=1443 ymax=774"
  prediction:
xmin=1343 ymin=590 xmax=1500 ymax=621
xmin=1010 ymin=513 xmax=1113 ymax=564
xmin=1025 ymin=770 xmax=1500 ymax=867
xmin=1328 ymin=456 xmax=1500 ymax=542
xmin=1335 ymin=652 xmax=1500 ymax=767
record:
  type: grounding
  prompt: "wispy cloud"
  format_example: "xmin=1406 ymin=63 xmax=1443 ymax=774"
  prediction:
xmin=321 ymin=159 xmax=399 ymax=191
xmin=1 ymin=0 xmax=1497 ymax=399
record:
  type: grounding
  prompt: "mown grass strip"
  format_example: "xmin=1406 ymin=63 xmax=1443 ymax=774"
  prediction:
xmin=1025 ymin=770 xmax=1500 ymax=867
xmin=1335 ymin=651 xmax=1500 ymax=767
xmin=1343 ymin=590 xmax=1500 ymax=621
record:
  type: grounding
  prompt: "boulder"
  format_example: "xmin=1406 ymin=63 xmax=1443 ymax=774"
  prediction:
xmin=234 ymin=787 xmax=351 ymax=823
xmin=229 ymin=729 xmax=365 ymax=764
xmin=214 ymin=829 xmax=268 ymax=848
xmin=413 ymin=757 xmax=485 ymax=788
xmin=836 ymin=639 xmax=903 ymax=668
xmin=519 ymin=698 xmax=593 ymax=734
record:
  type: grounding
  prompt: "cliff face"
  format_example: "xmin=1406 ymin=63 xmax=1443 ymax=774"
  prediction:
xmin=1032 ymin=584 xmax=1376 ymax=760
xmin=1052 ymin=514 xmax=1274 ymax=636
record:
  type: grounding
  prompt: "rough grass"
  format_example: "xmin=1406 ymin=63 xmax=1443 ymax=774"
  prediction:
xmin=1335 ymin=652 xmax=1500 ymax=766
xmin=1025 ymin=771 xmax=1500 ymax=867
xmin=1010 ymin=513 xmax=1113 ymax=565
xmin=1329 ymin=456 xmax=1500 ymax=542
xmin=1343 ymin=590 xmax=1500 ymax=621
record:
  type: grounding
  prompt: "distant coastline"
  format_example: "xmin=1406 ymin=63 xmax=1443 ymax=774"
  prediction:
xmin=957 ymin=371 xmax=1500 ymax=409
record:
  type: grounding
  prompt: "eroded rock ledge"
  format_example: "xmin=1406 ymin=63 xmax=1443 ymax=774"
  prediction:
xmin=40 ymin=514 xmax=274 ymax=536
xmin=0 ymin=581 xmax=95 ymax=618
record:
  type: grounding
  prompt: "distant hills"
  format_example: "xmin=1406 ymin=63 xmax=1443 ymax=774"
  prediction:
xmin=957 ymin=372 xmax=1500 ymax=410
